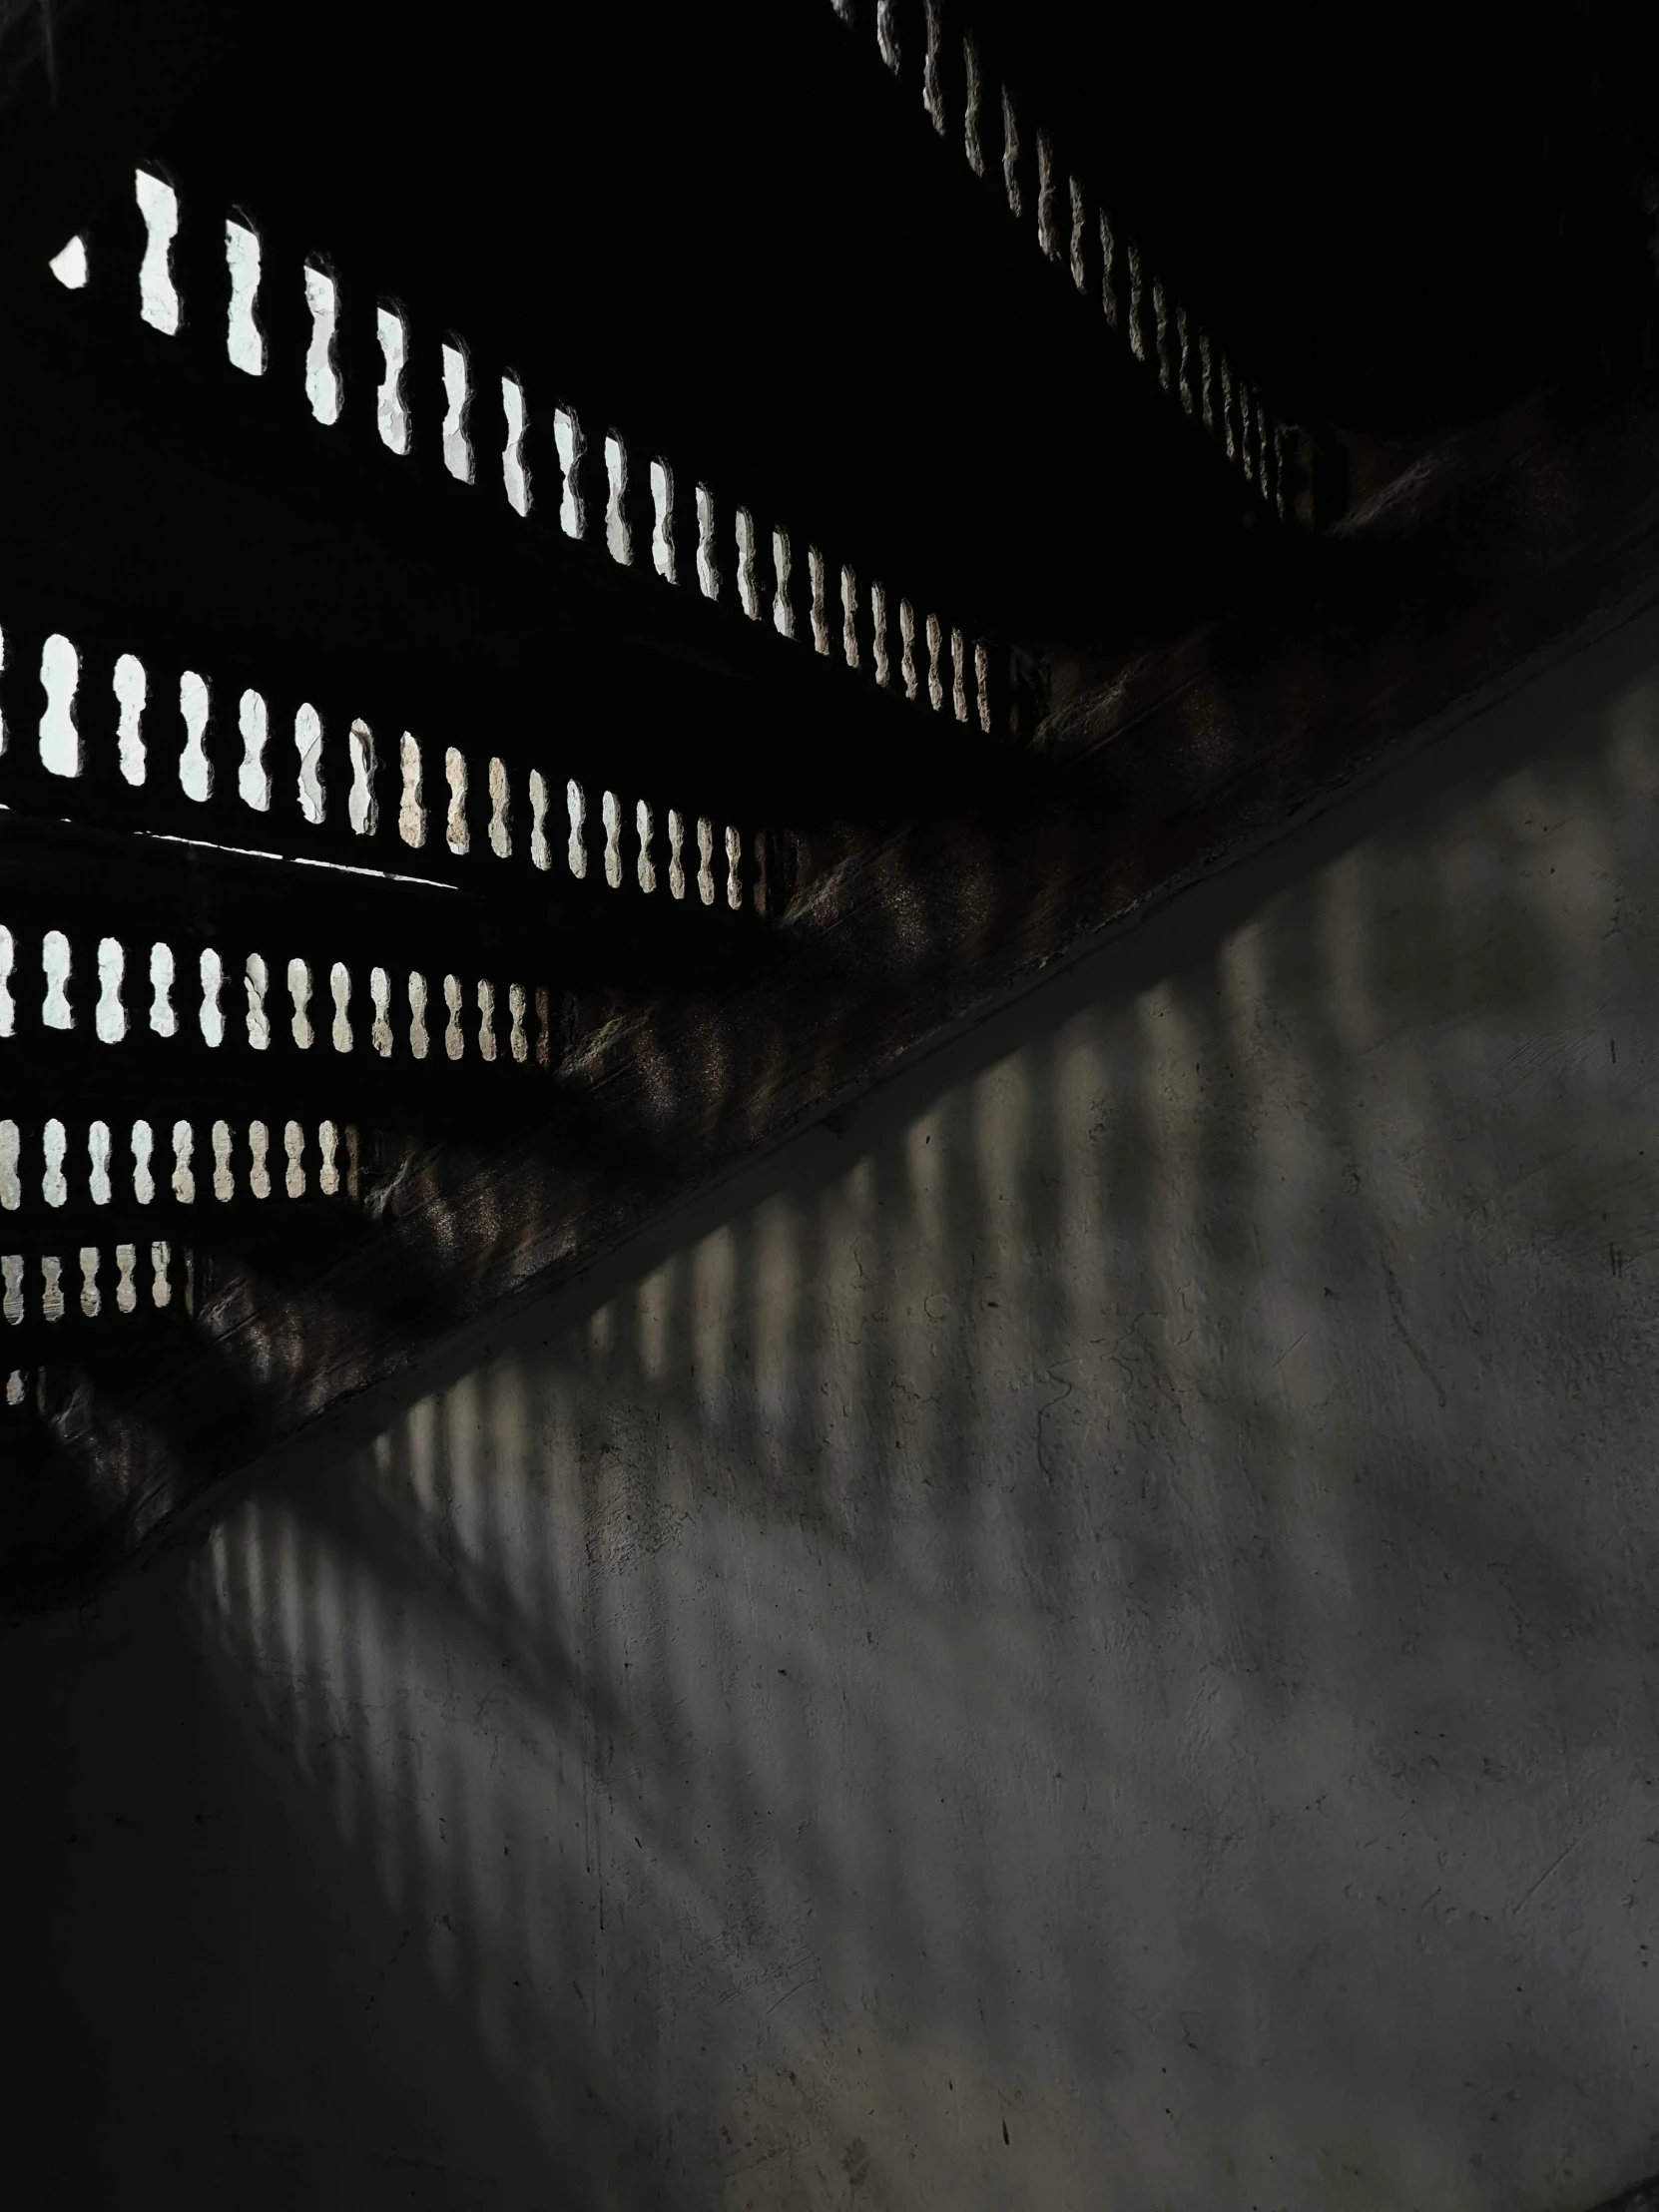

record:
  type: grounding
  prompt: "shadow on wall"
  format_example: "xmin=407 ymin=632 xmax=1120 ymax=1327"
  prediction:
xmin=192 ymin=612 xmax=1659 ymax=2211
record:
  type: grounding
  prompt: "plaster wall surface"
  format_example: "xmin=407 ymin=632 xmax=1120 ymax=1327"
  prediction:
xmin=10 ymin=610 xmax=1659 ymax=2209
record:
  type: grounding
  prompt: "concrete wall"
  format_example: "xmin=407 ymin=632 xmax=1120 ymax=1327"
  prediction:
xmin=10 ymin=607 xmax=1659 ymax=2209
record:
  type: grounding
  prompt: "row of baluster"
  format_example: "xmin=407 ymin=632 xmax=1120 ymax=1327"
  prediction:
xmin=49 ymin=166 xmax=1011 ymax=732
xmin=0 ymin=620 xmax=763 ymax=910
xmin=1 ymin=1111 xmax=359 ymax=1214
xmin=0 ymin=925 xmax=555 ymax=1078
xmin=831 ymin=0 xmax=1295 ymax=515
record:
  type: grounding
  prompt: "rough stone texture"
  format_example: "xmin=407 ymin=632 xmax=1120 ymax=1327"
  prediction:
xmin=10 ymin=604 xmax=1659 ymax=2208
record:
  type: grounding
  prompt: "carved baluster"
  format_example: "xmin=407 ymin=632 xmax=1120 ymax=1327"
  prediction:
xmin=843 ymin=562 xmax=874 ymax=679
xmin=1239 ymin=380 xmax=1260 ymax=490
xmin=147 ymin=1233 xmax=187 ymax=1316
xmin=618 ymin=428 xmax=654 ymax=573
xmin=1068 ymin=174 xmax=1097 ymax=302
xmin=552 ymin=392 xmax=599 ymax=545
xmin=998 ymin=79 xmax=1030 ymax=227
xmin=768 ymin=517 xmax=799 ymax=640
xmin=971 ymin=635 xmax=1005 ymax=738
xmin=1099 ymin=207 xmax=1121 ymax=332
xmin=598 ymin=424 xmax=633 ymax=566
xmin=350 ymin=709 xmax=390 ymax=854
xmin=57 ymin=926 xmax=98 ymax=1058
xmin=693 ymin=476 xmax=728 ymax=606
xmin=397 ymin=300 xmax=448 ymax=482
xmin=524 ymin=383 xmax=571 ymax=538
xmin=226 ymin=670 xmax=276 ymax=835
xmin=438 ymin=330 xmax=478 ymax=490
xmin=499 ymin=366 xmax=532 ymax=517
xmin=922 ymin=0 xmax=959 ymax=137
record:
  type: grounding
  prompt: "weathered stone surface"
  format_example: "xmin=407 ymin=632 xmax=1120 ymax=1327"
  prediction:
xmin=11 ymin=593 xmax=1659 ymax=2202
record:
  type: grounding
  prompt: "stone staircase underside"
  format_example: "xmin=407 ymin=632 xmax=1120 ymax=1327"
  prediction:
xmin=3 ymin=0 xmax=1658 ymax=1609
